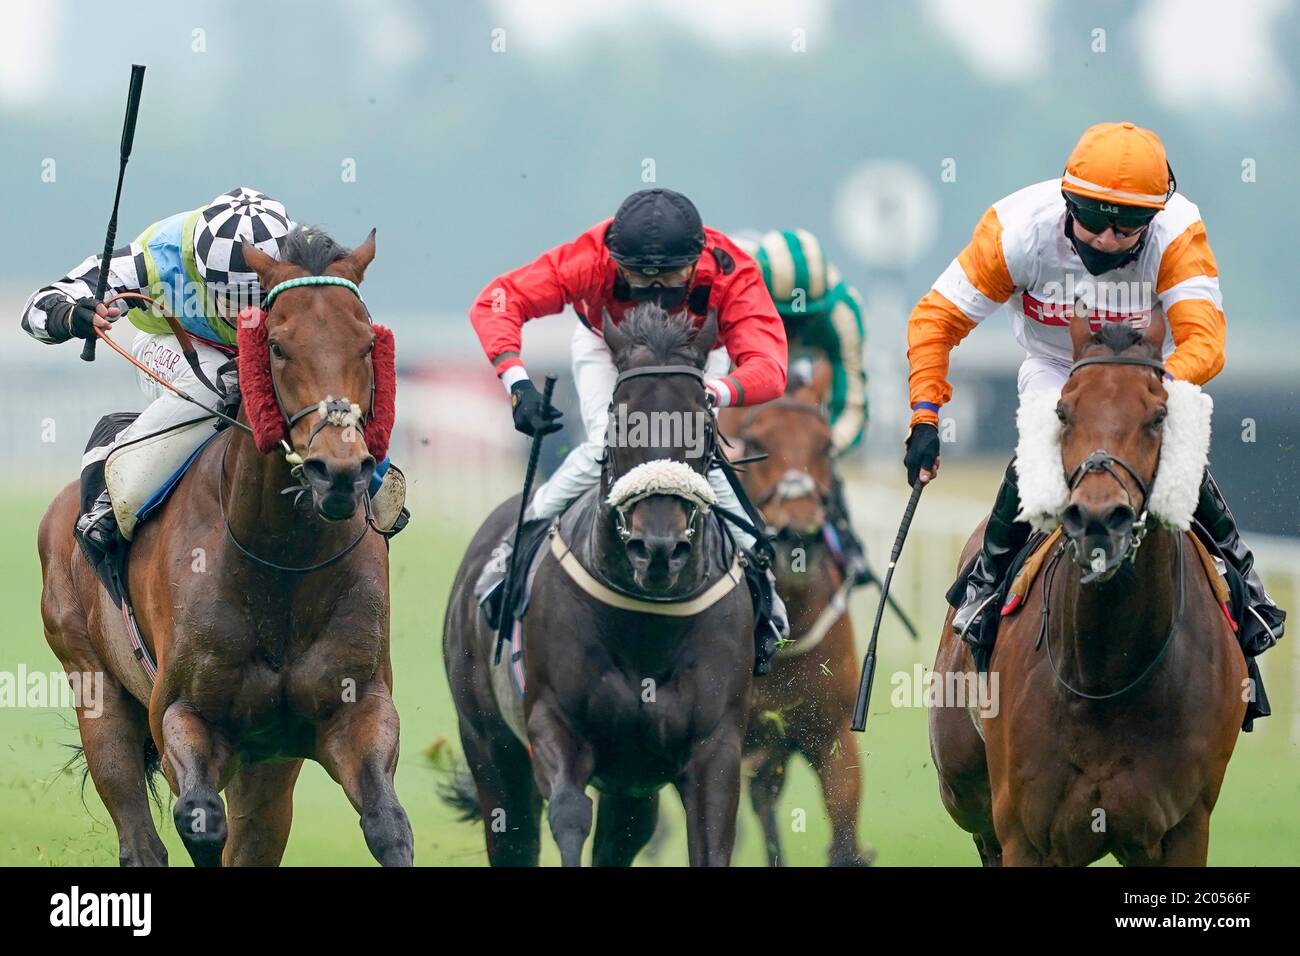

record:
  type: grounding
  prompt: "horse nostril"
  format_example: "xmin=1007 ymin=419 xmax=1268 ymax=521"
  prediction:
xmin=1061 ymin=503 xmax=1086 ymax=535
xmin=1104 ymin=504 xmax=1135 ymax=535
xmin=671 ymin=540 xmax=691 ymax=563
xmin=302 ymin=458 xmax=331 ymax=488
xmin=627 ymin=539 xmax=649 ymax=564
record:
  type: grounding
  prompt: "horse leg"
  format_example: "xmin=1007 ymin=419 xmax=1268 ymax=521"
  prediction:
xmin=528 ymin=701 xmax=594 ymax=867
xmin=221 ymin=760 xmax=303 ymax=867
xmin=677 ymin=729 xmax=744 ymax=867
xmin=74 ymin=676 xmax=168 ymax=866
xmin=160 ymin=701 xmax=231 ymax=867
xmin=591 ymin=791 xmax=660 ymax=867
xmin=1148 ymin=803 xmax=1211 ymax=867
xmin=973 ymin=832 xmax=1003 ymax=867
xmin=459 ymin=724 xmax=542 ymax=866
xmin=998 ymin=825 xmax=1048 ymax=867
xmin=746 ymin=748 xmax=788 ymax=866
xmin=316 ymin=685 xmax=414 ymax=866
xmin=807 ymin=726 xmax=873 ymax=867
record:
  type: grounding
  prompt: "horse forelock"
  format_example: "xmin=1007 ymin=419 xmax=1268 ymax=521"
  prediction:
xmin=278 ymin=225 xmax=351 ymax=277
xmin=616 ymin=304 xmax=704 ymax=370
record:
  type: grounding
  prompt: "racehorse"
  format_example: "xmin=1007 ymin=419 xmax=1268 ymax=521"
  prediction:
xmin=443 ymin=304 xmax=755 ymax=866
xmin=37 ymin=228 xmax=413 ymax=866
xmin=720 ymin=361 xmax=872 ymax=866
xmin=930 ymin=309 xmax=1245 ymax=866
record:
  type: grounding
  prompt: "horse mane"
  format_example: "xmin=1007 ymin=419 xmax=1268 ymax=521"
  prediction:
xmin=278 ymin=225 xmax=350 ymax=276
xmin=617 ymin=303 xmax=705 ymax=368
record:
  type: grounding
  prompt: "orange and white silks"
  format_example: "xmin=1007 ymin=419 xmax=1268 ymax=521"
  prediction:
xmin=905 ymin=178 xmax=1226 ymax=428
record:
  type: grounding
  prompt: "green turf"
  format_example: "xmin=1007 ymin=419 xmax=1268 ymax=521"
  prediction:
xmin=0 ymin=476 xmax=1295 ymax=866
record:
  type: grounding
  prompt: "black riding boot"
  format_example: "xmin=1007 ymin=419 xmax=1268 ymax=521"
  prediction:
xmin=74 ymin=459 xmax=121 ymax=569
xmin=827 ymin=462 xmax=871 ymax=587
xmin=950 ymin=459 xmax=1030 ymax=654
xmin=1196 ymin=471 xmax=1285 ymax=654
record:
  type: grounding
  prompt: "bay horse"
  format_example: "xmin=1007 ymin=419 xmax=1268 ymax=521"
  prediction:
xmin=930 ymin=309 xmax=1245 ymax=866
xmin=443 ymin=305 xmax=755 ymax=866
xmin=720 ymin=360 xmax=871 ymax=866
xmin=37 ymin=228 xmax=413 ymax=866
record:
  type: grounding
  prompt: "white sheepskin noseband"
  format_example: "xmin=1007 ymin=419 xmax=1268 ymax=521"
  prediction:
xmin=1014 ymin=379 xmax=1213 ymax=532
xmin=606 ymin=459 xmax=717 ymax=512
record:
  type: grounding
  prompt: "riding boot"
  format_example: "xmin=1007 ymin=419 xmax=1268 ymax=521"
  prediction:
xmin=827 ymin=461 xmax=871 ymax=587
xmin=476 ymin=517 xmax=551 ymax=629
xmin=748 ymin=562 xmax=789 ymax=677
xmin=74 ymin=462 xmax=122 ymax=569
xmin=951 ymin=459 xmax=1030 ymax=657
xmin=1196 ymin=471 xmax=1285 ymax=655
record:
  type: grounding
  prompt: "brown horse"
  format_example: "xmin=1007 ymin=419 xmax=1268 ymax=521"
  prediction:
xmin=443 ymin=305 xmax=755 ymax=866
xmin=930 ymin=309 xmax=1245 ymax=866
xmin=720 ymin=361 xmax=871 ymax=866
xmin=37 ymin=228 xmax=413 ymax=866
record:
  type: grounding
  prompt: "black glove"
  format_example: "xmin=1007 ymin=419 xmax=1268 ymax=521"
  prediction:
xmin=66 ymin=297 xmax=106 ymax=340
xmin=510 ymin=379 xmax=563 ymax=437
xmin=904 ymin=422 xmax=941 ymax=487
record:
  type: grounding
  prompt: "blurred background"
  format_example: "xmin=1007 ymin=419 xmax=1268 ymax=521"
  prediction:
xmin=1 ymin=0 xmax=1296 ymax=865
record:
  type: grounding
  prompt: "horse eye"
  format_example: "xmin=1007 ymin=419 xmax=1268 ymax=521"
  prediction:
xmin=1055 ymin=402 xmax=1068 ymax=423
xmin=1150 ymin=405 xmax=1168 ymax=429
xmin=270 ymin=341 xmax=287 ymax=360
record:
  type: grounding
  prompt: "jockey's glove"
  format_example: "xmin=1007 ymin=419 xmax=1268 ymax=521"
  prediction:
xmin=65 ymin=297 xmax=106 ymax=340
xmin=510 ymin=379 xmax=563 ymax=437
xmin=904 ymin=422 xmax=941 ymax=487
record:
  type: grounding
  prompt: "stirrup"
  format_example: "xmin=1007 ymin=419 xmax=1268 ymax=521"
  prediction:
xmin=953 ymin=590 xmax=998 ymax=642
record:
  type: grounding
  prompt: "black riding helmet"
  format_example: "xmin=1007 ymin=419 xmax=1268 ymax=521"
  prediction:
xmin=606 ymin=188 xmax=706 ymax=274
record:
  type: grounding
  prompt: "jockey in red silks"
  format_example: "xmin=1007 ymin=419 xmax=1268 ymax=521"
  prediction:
xmin=469 ymin=187 xmax=791 ymax=646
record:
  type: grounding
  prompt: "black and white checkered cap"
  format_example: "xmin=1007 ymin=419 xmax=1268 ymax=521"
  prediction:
xmin=193 ymin=187 xmax=293 ymax=291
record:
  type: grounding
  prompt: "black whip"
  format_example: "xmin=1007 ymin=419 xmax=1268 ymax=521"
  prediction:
xmin=851 ymin=480 xmax=925 ymax=733
xmin=494 ymin=375 xmax=558 ymax=664
xmin=82 ymin=64 xmax=146 ymax=362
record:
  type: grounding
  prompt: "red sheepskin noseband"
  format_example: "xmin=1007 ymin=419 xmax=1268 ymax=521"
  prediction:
xmin=236 ymin=307 xmax=397 ymax=461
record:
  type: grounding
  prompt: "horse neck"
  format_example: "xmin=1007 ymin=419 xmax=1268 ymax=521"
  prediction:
xmin=1054 ymin=527 xmax=1181 ymax=693
xmin=220 ymin=428 xmax=360 ymax=567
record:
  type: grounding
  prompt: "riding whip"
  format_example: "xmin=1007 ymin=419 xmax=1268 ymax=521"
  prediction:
xmin=82 ymin=64 xmax=146 ymax=362
xmin=851 ymin=480 xmax=924 ymax=733
xmin=494 ymin=374 xmax=558 ymax=664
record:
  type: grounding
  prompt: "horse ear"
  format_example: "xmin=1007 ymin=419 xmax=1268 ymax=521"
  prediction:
xmin=241 ymin=241 xmax=280 ymax=287
xmin=694 ymin=308 xmax=719 ymax=357
xmin=1142 ymin=307 xmax=1167 ymax=354
xmin=1068 ymin=306 xmax=1093 ymax=360
xmin=601 ymin=309 xmax=628 ymax=357
xmin=333 ymin=228 xmax=376 ymax=284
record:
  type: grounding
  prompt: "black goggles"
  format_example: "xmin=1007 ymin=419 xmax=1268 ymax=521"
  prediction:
xmin=1065 ymin=195 xmax=1157 ymax=238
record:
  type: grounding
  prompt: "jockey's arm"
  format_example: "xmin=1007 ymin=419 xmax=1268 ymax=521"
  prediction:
xmin=468 ymin=224 xmax=605 ymax=393
xmin=1157 ymin=220 xmax=1226 ymax=385
xmin=907 ymin=207 xmax=1015 ymax=428
xmin=20 ymin=241 xmax=147 ymax=345
xmin=825 ymin=284 xmax=868 ymax=453
xmin=709 ymin=259 xmax=788 ymax=408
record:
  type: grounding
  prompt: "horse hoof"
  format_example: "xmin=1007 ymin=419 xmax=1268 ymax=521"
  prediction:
xmin=361 ymin=803 xmax=414 ymax=867
xmin=174 ymin=788 xmax=227 ymax=867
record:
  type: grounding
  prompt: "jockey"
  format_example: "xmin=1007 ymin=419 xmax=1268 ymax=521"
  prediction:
xmin=469 ymin=187 xmax=791 ymax=647
xmin=903 ymin=122 xmax=1285 ymax=690
xmin=738 ymin=228 xmax=872 ymax=586
xmin=20 ymin=187 xmax=404 ymax=565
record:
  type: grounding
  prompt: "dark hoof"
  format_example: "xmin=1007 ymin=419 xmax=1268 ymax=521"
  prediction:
xmin=361 ymin=802 xmax=414 ymax=867
xmin=174 ymin=788 xmax=227 ymax=867
xmin=831 ymin=845 xmax=877 ymax=867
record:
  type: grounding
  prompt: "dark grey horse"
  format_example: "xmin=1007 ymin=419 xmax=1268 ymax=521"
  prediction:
xmin=442 ymin=306 xmax=755 ymax=866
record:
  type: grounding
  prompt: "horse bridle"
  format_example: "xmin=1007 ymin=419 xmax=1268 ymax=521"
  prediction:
xmin=1061 ymin=354 xmax=1166 ymax=579
xmin=1038 ymin=351 xmax=1182 ymax=700
xmin=737 ymin=398 xmax=833 ymax=515
xmin=604 ymin=363 xmax=718 ymax=543
xmin=219 ymin=275 xmax=384 ymax=574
